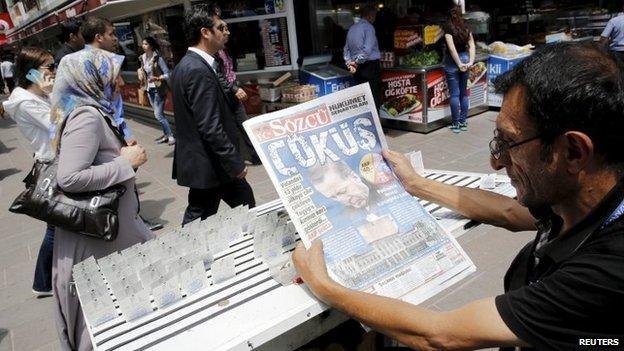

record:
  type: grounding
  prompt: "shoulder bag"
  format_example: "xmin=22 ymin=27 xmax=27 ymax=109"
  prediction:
xmin=9 ymin=107 xmax=128 ymax=241
xmin=152 ymin=54 xmax=169 ymax=97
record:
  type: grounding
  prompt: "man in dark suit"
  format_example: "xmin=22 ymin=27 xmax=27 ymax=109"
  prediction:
xmin=172 ymin=3 xmax=255 ymax=225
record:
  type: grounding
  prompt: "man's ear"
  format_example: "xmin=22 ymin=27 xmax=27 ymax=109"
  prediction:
xmin=200 ymin=27 xmax=211 ymax=40
xmin=562 ymin=131 xmax=594 ymax=174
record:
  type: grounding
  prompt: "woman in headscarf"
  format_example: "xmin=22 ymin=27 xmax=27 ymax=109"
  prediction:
xmin=50 ymin=47 xmax=154 ymax=351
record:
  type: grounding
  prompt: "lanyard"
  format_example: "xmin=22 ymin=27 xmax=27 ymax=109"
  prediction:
xmin=601 ymin=198 xmax=624 ymax=229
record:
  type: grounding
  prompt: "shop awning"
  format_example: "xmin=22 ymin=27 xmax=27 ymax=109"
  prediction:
xmin=88 ymin=0 xmax=186 ymax=22
xmin=6 ymin=0 xmax=185 ymax=44
xmin=6 ymin=0 xmax=106 ymax=44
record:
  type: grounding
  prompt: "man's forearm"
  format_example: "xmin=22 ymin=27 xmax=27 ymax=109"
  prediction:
xmin=406 ymin=176 xmax=535 ymax=232
xmin=320 ymin=282 xmax=444 ymax=350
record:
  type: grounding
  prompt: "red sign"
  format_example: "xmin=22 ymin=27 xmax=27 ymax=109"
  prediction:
xmin=0 ymin=13 xmax=15 ymax=32
xmin=252 ymin=104 xmax=331 ymax=142
xmin=426 ymin=69 xmax=450 ymax=109
xmin=380 ymin=70 xmax=424 ymax=122
xmin=7 ymin=0 xmax=106 ymax=43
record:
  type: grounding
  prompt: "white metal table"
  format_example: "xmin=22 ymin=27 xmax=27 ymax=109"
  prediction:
xmin=79 ymin=169 xmax=514 ymax=351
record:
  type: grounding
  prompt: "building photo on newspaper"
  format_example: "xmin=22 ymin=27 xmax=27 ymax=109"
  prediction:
xmin=244 ymin=83 xmax=476 ymax=304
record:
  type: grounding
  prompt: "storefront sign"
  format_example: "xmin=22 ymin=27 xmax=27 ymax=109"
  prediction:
xmin=423 ymin=25 xmax=442 ymax=45
xmin=0 ymin=13 xmax=15 ymax=32
xmin=467 ymin=60 xmax=488 ymax=108
xmin=380 ymin=70 xmax=424 ymax=123
xmin=426 ymin=70 xmax=449 ymax=109
xmin=393 ymin=26 xmax=422 ymax=51
xmin=260 ymin=17 xmax=291 ymax=67
xmin=8 ymin=2 xmax=26 ymax=27
xmin=487 ymin=54 xmax=528 ymax=107
xmin=7 ymin=0 xmax=106 ymax=43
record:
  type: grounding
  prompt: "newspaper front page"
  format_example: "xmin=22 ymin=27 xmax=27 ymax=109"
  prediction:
xmin=243 ymin=84 xmax=475 ymax=304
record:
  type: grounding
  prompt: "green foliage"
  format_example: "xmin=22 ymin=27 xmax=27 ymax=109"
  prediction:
xmin=403 ymin=51 xmax=440 ymax=67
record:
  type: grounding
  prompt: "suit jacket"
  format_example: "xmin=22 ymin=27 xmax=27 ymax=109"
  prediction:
xmin=171 ymin=50 xmax=245 ymax=189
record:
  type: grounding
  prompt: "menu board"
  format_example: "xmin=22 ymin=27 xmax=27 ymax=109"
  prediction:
xmin=380 ymin=70 xmax=424 ymax=123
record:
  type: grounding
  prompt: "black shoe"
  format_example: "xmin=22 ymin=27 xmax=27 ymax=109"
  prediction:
xmin=32 ymin=289 xmax=53 ymax=298
xmin=141 ymin=216 xmax=163 ymax=231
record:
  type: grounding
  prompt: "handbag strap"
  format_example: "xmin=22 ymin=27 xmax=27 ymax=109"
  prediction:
xmin=96 ymin=109 xmax=128 ymax=147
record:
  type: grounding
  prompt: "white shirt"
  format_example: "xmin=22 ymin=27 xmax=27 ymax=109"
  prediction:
xmin=1 ymin=61 xmax=14 ymax=78
xmin=188 ymin=47 xmax=217 ymax=72
xmin=2 ymin=87 xmax=53 ymax=161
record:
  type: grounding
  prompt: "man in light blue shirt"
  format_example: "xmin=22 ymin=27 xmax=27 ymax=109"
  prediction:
xmin=601 ymin=8 xmax=624 ymax=62
xmin=344 ymin=5 xmax=382 ymax=110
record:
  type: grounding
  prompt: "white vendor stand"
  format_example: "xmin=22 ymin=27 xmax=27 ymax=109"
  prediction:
xmin=77 ymin=169 xmax=514 ymax=351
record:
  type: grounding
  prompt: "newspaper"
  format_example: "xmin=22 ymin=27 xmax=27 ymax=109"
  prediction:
xmin=243 ymin=83 xmax=475 ymax=304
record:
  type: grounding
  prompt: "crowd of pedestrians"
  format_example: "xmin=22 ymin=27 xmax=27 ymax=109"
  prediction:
xmin=1 ymin=5 xmax=256 ymax=349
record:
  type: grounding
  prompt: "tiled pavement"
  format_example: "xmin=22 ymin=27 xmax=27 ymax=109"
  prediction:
xmin=0 ymin=104 xmax=535 ymax=351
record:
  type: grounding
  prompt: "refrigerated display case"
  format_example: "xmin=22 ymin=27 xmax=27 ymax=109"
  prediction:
xmin=380 ymin=54 xmax=489 ymax=133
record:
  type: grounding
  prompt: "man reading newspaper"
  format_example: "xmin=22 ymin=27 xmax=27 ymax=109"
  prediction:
xmin=293 ymin=42 xmax=624 ymax=350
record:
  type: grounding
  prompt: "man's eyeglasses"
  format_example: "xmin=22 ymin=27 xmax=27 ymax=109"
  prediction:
xmin=489 ymin=129 xmax=541 ymax=160
xmin=40 ymin=63 xmax=56 ymax=72
xmin=215 ymin=24 xmax=229 ymax=32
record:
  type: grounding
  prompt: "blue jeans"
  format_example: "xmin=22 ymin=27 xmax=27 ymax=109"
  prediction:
xmin=147 ymin=88 xmax=172 ymax=136
xmin=443 ymin=52 xmax=469 ymax=125
xmin=32 ymin=224 xmax=54 ymax=292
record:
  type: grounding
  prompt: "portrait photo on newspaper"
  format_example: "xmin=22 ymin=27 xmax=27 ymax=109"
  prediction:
xmin=243 ymin=83 xmax=475 ymax=304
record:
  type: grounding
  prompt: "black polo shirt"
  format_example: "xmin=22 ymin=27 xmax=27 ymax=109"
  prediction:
xmin=495 ymin=179 xmax=624 ymax=351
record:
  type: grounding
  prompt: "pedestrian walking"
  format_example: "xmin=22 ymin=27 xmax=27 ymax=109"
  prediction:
xmin=82 ymin=16 xmax=163 ymax=231
xmin=54 ymin=18 xmax=85 ymax=65
xmin=215 ymin=48 xmax=260 ymax=164
xmin=442 ymin=5 xmax=475 ymax=133
xmin=1 ymin=56 xmax=16 ymax=93
xmin=172 ymin=3 xmax=255 ymax=225
xmin=50 ymin=45 xmax=154 ymax=351
xmin=139 ymin=36 xmax=174 ymax=145
xmin=2 ymin=47 xmax=56 ymax=298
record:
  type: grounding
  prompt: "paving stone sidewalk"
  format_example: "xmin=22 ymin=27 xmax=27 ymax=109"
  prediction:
xmin=0 ymin=104 xmax=533 ymax=351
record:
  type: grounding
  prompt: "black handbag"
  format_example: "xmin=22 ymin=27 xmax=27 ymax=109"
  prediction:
xmin=9 ymin=107 xmax=128 ymax=241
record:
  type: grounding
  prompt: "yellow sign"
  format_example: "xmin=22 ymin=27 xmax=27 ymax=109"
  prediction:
xmin=424 ymin=25 xmax=443 ymax=45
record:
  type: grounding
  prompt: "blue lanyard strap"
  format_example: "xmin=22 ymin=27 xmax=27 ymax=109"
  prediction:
xmin=601 ymin=198 xmax=624 ymax=229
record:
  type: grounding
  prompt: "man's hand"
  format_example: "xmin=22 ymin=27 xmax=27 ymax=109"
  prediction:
xmin=382 ymin=150 xmax=423 ymax=191
xmin=120 ymin=144 xmax=147 ymax=168
xmin=235 ymin=88 xmax=248 ymax=101
xmin=348 ymin=62 xmax=358 ymax=74
xmin=292 ymin=241 xmax=337 ymax=303
xmin=126 ymin=137 xmax=138 ymax=146
xmin=459 ymin=64 xmax=469 ymax=72
xmin=236 ymin=166 xmax=248 ymax=179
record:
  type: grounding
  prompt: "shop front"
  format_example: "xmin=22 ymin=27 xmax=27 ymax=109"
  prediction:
xmin=380 ymin=55 xmax=488 ymax=133
xmin=113 ymin=0 xmax=300 ymax=124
